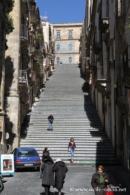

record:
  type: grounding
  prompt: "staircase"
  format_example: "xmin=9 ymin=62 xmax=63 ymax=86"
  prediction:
xmin=20 ymin=64 xmax=117 ymax=165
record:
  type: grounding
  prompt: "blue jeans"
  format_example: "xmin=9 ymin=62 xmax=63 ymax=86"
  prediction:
xmin=48 ymin=121 xmax=53 ymax=130
xmin=70 ymin=148 xmax=75 ymax=157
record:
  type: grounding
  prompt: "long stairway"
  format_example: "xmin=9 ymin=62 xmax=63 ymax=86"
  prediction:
xmin=20 ymin=64 xmax=117 ymax=164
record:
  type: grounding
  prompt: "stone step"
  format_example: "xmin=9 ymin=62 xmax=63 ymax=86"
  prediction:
xmin=20 ymin=64 xmax=117 ymax=165
xmin=37 ymin=154 xmax=115 ymax=158
xmin=27 ymin=132 xmax=107 ymax=136
xmin=37 ymin=156 xmax=116 ymax=160
xmin=20 ymin=141 xmax=111 ymax=145
xmin=20 ymin=147 xmax=114 ymax=151
xmin=36 ymin=151 xmax=115 ymax=155
xmin=29 ymin=125 xmax=103 ymax=128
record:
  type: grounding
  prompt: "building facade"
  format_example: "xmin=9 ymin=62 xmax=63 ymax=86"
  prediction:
xmin=80 ymin=0 xmax=130 ymax=175
xmin=0 ymin=0 xmax=14 ymax=153
xmin=53 ymin=23 xmax=82 ymax=65
xmin=41 ymin=16 xmax=55 ymax=82
xmin=4 ymin=0 xmax=54 ymax=151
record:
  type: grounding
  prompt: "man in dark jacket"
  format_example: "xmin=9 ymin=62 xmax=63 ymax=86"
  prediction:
xmin=41 ymin=158 xmax=55 ymax=195
xmin=47 ymin=114 xmax=54 ymax=130
xmin=91 ymin=165 xmax=109 ymax=195
xmin=53 ymin=159 xmax=68 ymax=195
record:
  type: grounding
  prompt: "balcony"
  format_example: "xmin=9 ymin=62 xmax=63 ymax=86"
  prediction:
xmin=103 ymin=29 xmax=110 ymax=44
xmin=116 ymin=15 xmax=125 ymax=32
xmin=30 ymin=45 xmax=36 ymax=55
xmin=100 ymin=18 xmax=109 ymax=34
xmin=33 ymin=61 xmax=42 ymax=73
xmin=116 ymin=96 xmax=128 ymax=113
xmin=88 ymin=23 xmax=96 ymax=45
xmin=21 ymin=24 xmax=29 ymax=51
xmin=93 ymin=42 xmax=102 ymax=55
xmin=95 ymin=78 xmax=110 ymax=96
xmin=123 ymin=68 xmax=130 ymax=86
xmin=109 ymin=60 xmax=115 ymax=69
xmin=29 ymin=9 xmax=37 ymax=24
xmin=19 ymin=70 xmax=28 ymax=91
xmin=21 ymin=24 xmax=28 ymax=40
xmin=22 ymin=53 xmax=30 ymax=70
xmin=19 ymin=70 xmax=28 ymax=85
xmin=119 ymin=41 xmax=127 ymax=54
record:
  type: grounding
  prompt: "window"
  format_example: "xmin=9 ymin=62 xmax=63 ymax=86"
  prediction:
xmin=69 ymin=44 xmax=72 ymax=51
xmin=68 ymin=31 xmax=73 ymax=38
xmin=57 ymin=57 xmax=60 ymax=64
xmin=57 ymin=31 xmax=60 ymax=38
xmin=18 ymin=150 xmax=38 ymax=157
xmin=69 ymin=57 xmax=72 ymax=63
xmin=57 ymin=44 xmax=60 ymax=51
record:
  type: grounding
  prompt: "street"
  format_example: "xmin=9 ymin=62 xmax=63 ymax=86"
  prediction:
xmin=1 ymin=166 xmax=130 ymax=195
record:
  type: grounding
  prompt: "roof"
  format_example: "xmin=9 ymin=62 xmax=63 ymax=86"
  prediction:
xmin=17 ymin=147 xmax=36 ymax=150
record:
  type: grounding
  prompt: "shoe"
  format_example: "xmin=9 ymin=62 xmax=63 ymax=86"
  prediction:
xmin=58 ymin=191 xmax=61 ymax=195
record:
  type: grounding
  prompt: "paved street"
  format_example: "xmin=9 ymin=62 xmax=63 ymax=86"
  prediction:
xmin=1 ymin=166 xmax=130 ymax=195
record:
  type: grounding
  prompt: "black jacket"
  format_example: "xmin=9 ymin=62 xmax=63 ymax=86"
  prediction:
xmin=41 ymin=159 xmax=55 ymax=187
xmin=48 ymin=115 xmax=54 ymax=123
xmin=42 ymin=154 xmax=53 ymax=163
xmin=91 ymin=172 xmax=109 ymax=189
xmin=53 ymin=161 xmax=68 ymax=190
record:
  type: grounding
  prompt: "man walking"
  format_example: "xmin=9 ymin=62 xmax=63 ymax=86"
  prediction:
xmin=47 ymin=114 xmax=54 ymax=130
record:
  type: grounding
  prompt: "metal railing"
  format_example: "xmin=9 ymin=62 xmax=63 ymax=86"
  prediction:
xmin=29 ymin=9 xmax=37 ymax=23
xmin=21 ymin=24 xmax=28 ymax=40
xmin=19 ymin=70 xmax=28 ymax=87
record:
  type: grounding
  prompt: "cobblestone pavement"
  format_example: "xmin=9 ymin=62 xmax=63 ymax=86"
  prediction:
xmin=1 ymin=166 xmax=130 ymax=195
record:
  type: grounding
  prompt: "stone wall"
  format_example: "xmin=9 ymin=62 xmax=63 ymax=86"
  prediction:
xmin=5 ymin=0 xmax=21 ymax=149
xmin=0 ymin=143 xmax=7 ymax=154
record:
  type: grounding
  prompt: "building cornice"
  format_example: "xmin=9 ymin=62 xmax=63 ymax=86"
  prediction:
xmin=55 ymin=52 xmax=79 ymax=54
xmin=55 ymin=38 xmax=80 ymax=41
xmin=53 ymin=23 xmax=83 ymax=27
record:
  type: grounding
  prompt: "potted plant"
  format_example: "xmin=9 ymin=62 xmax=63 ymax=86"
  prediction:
xmin=35 ymin=33 xmax=43 ymax=44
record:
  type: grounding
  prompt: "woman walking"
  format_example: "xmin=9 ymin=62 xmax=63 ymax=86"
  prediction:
xmin=53 ymin=159 xmax=68 ymax=195
xmin=68 ymin=138 xmax=76 ymax=163
xmin=42 ymin=147 xmax=53 ymax=162
xmin=91 ymin=165 xmax=109 ymax=195
xmin=40 ymin=149 xmax=55 ymax=195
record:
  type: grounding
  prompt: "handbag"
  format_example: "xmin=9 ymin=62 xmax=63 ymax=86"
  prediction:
xmin=105 ymin=185 xmax=114 ymax=195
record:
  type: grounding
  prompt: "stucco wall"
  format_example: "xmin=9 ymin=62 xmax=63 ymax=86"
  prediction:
xmin=53 ymin=23 xmax=82 ymax=64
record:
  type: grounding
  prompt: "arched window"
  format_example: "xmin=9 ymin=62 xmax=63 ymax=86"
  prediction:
xmin=57 ymin=44 xmax=60 ymax=51
xmin=69 ymin=44 xmax=72 ymax=51
xmin=57 ymin=57 xmax=60 ymax=64
xmin=57 ymin=31 xmax=60 ymax=38
xmin=69 ymin=57 xmax=72 ymax=63
xmin=68 ymin=31 xmax=73 ymax=38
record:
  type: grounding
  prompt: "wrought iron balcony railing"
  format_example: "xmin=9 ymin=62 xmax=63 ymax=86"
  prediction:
xmin=21 ymin=24 xmax=28 ymax=40
xmin=19 ymin=70 xmax=28 ymax=87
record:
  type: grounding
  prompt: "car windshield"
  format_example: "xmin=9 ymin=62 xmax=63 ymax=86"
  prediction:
xmin=18 ymin=150 xmax=38 ymax=157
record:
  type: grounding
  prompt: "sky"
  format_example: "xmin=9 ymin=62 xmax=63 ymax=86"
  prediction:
xmin=36 ymin=0 xmax=86 ymax=23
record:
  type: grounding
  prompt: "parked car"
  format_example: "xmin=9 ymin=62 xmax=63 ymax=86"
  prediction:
xmin=12 ymin=147 xmax=41 ymax=171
